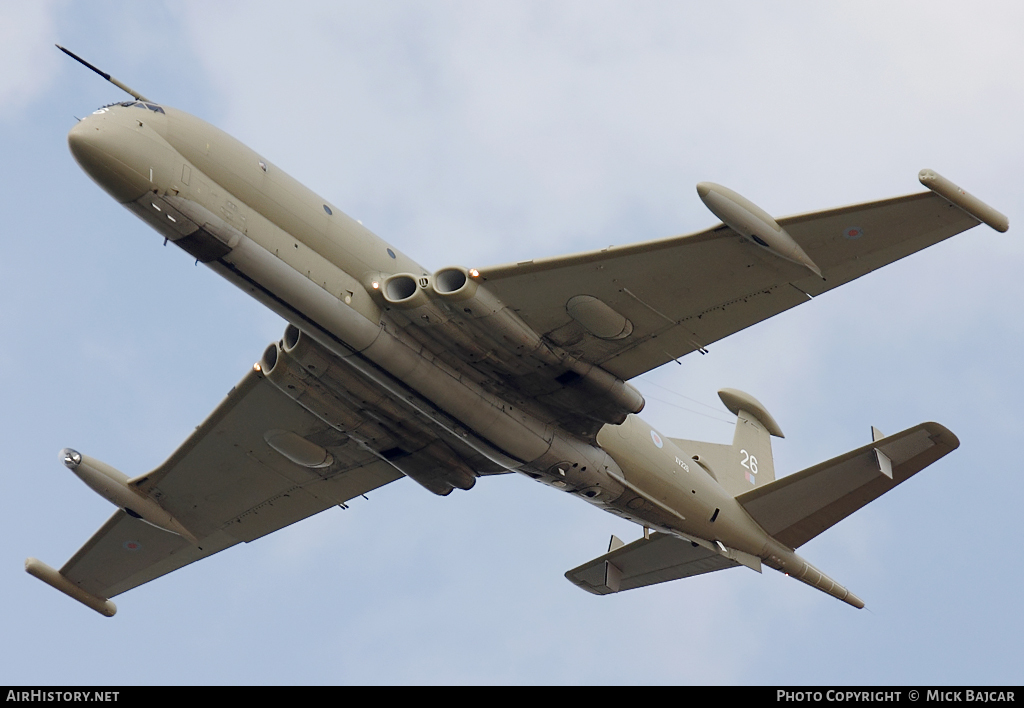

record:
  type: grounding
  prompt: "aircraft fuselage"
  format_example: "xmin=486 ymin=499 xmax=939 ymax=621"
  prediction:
xmin=67 ymin=101 xmax=857 ymax=605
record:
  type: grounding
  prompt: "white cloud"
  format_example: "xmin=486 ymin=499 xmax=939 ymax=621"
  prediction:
xmin=0 ymin=1 xmax=60 ymax=115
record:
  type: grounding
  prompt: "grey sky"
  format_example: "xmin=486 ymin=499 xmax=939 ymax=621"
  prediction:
xmin=2 ymin=1 xmax=1021 ymax=685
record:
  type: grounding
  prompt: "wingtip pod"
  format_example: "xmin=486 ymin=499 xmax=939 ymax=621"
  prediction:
xmin=918 ymin=169 xmax=1008 ymax=233
xmin=25 ymin=558 xmax=116 ymax=617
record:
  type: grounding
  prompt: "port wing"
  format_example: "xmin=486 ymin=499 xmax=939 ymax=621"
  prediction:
xmin=480 ymin=189 xmax=981 ymax=380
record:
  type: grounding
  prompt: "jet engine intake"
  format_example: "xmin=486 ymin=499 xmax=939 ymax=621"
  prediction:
xmin=380 ymin=273 xmax=452 ymax=326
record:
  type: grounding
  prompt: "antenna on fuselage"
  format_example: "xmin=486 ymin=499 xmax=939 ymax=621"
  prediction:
xmin=56 ymin=44 xmax=152 ymax=103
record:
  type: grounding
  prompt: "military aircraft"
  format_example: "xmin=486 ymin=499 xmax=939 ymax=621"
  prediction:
xmin=27 ymin=47 xmax=1009 ymax=617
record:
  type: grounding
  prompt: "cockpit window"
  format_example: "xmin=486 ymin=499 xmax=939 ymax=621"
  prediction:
xmin=115 ymin=100 xmax=165 ymax=114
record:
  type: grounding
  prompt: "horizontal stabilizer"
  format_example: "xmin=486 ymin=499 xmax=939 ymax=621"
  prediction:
xmin=737 ymin=422 xmax=959 ymax=549
xmin=565 ymin=532 xmax=740 ymax=595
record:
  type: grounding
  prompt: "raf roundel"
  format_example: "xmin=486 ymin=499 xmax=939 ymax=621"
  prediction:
xmin=842 ymin=226 xmax=864 ymax=240
xmin=650 ymin=430 xmax=664 ymax=448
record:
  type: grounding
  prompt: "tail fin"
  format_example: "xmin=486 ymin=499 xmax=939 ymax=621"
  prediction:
xmin=669 ymin=388 xmax=785 ymax=497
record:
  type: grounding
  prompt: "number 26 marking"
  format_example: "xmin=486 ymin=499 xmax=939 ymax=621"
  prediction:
xmin=740 ymin=449 xmax=758 ymax=475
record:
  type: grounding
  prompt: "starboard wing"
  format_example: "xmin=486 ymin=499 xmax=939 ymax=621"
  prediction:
xmin=43 ymin=366 xmax=406 ymax=606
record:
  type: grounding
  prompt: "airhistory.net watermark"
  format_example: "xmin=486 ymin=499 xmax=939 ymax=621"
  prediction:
xmin=6 ymin=692 xmax=118 ymax=702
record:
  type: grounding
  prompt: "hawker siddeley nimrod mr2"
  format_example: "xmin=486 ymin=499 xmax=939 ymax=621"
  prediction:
xmin=28 ymin=47 xmax=1009 ymax=616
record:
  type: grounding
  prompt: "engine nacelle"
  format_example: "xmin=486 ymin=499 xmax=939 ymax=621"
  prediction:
xmin=433 ymin=266 xmax=645 ymax=419
xmin=433 ymin=266 xmax=549 ymax=354
xmin=383 ymin=439 xmax=478 ymax=496
xmin=260 ymin=327 xmax=479 ymax=497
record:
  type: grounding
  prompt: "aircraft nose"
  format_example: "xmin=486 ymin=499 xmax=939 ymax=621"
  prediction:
xmin=67 ymin=116 xmax=151 ymax=203
xmin=67 ymin=120 xmax=105 ymax=173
